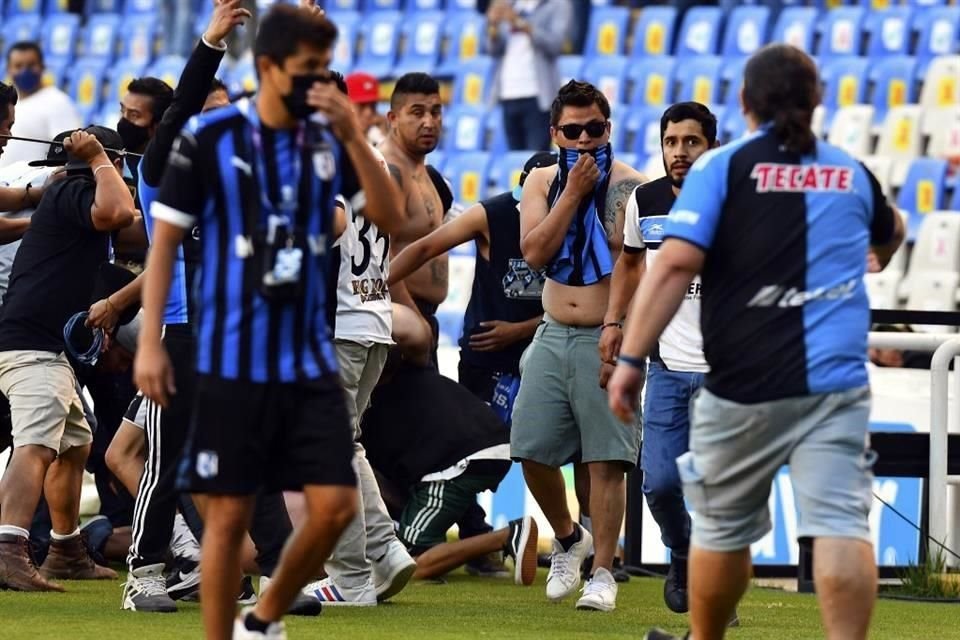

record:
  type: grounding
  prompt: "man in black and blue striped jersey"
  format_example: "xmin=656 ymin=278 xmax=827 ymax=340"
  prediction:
xmin=134 ymin=4 xmax=404 ymax=639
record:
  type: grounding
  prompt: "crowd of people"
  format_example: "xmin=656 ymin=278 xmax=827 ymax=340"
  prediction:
xmin=0 ymin=2 xmax=906 ymax=640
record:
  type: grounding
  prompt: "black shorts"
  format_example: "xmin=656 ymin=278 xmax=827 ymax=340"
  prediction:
xmin=177 ymin=374 xmax=356 ymax=495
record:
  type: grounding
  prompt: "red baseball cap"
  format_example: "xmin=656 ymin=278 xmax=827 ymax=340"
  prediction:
xmin=346 ymin=72 xmax=379 ymax=104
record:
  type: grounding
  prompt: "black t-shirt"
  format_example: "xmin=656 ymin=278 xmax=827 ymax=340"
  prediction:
xmin=0 ymin=176 xmax=109 ymax=353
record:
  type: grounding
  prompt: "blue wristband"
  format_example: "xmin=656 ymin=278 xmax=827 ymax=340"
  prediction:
xmin=618 ymin=354 xmax=646 ymax=370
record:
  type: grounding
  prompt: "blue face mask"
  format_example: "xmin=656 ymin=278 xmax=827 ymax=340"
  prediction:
xmin=13 ymin=68 xmax=41 ymax=94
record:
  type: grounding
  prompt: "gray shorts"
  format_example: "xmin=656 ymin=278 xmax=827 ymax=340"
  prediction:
xmin=510 ymin=318 xmax=641 ymax=468
xmin=334 ymin=339 xmax=390 ymax=441
xmin=678 ymin=386 xmax=874 ymax=552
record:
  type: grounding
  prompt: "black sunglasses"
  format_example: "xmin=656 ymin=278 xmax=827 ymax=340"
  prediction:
xmin=557 ymin=120 xmax=608 ymax=140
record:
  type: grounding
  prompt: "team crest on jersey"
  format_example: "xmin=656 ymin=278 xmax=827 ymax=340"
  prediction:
xmin=751 ymin=163 xmax=854 ymax=194
xmin=503 ymin=259 xmax=546 ymax=300
xmin=313 ymin=150 xmax=336 ymax=181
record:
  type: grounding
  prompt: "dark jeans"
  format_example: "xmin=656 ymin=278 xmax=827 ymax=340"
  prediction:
xmin=501 ymin=98 xmax=552 ymax=151
xmin=641 ymin=360 xmax=705 ymax=559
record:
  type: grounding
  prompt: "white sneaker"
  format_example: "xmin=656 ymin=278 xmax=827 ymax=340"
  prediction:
xmin=371 ymin=539 xmax=417 ymax=602
xmin=576 ymin=568 xmax=618 ymax=612
xmin=122 ymin=563 xmax=177 ymax=612
xmin=233 ymin=607 xmax=286 ymax=640
xmin=545 ymin=524 xmax=593 ymax=602
xmin=303 ymin=576 xmax=377 ymax=606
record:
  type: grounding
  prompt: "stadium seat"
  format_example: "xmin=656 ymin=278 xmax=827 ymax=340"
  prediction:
xmin=489 ymin=150 xmax=533 ymax=194
xmin=721 ymin=55 xmax=748 ymax=108
xmin=895 ymin=157 xmax=949 ymax=241
xmin=120 ymin=15 xmax=159 ymax=64
xmin=146 ymin=55 xmax=186 ymax=90
xmin=394 ymin=10 xmax=444 ymax=76
xmin=923 ymin=106 xmax=960 ymax=160
xmin=919 ymin=55 xmax=960 ymax=108
xmin=124 ymin=0 xmax=159 ymax=15
xmin=875 ymin=104 xmax=924 ymax=186
xmin=827 ymin=104 xmax=875 ymax=158
xmin=408 ymin=0 xmax=444 ymax=10
xmin=582 ymin=55 xmax=629 ymax=105
xmin=720 ymin=108 xmax=748 ymax=143
xmin=226 ymin=59 xmax=257 ymax=96
xmin=327 ymin=0 xmax=362 ymax=10
xmin=625 ymin=106 xmax=662 ymax=158
xmin=4 ymin=0 xmax=42 ymax=17
xmin=617 ymin=152 xmax=638 ymax=173
xmin=868 ymin=56 xmax=917 ymax=125
xmin=630 ymin=6 xmax=676 ymax=58
xmin=557 ymin=55 xmax=584 ymax=85
xmin=905 ymin=272 xmax=960 ymax=331
xmin=44 ymin=0 xmax=72 ymax=15
xmin=445 ymin=151 xmax=491 ymax=205
xmin=674 ymin=6 xmax=723 ymax=57
xmin=82 ymin=13 xmax=121 ymax=61
xmin=105 ymin=58 xmax=148 ymax=106
xmin=483 ymin=106 xmax=508 ymax=154
xmin=85 ymin=0 xmax=123 ymax=15
xmin=816 ymin=7 xmax=865 ymax=59
xmin=907 ymin=212 xmax=960 ymax=281
xmin=443 ymin=104 xmax=486 ymax=152
xmin=819 ymin=56 xmax=869 ymax=128
xmin=364 ymin=0 xmax=402 ymax=12
xmin=862 ymin=154 xmax=894 ymax=196
xmin=771 ymin=7 xmax=819 ymax=53
xmin=447 ymin=0 xmax=477 ymax=13
xmin=67 ymin=58 xmax=108 ymax=116
xmin=41 ymin=13 xmax=80 ymax=66
xmin=863 ymin=6 xmax=914 ymax=58
xmin=329 ymin=11 xmax=361 ymax=74
xmin=912 ymin=7 xmax=960 ymax=70
xmin=584 ymin=6 xmax=630 ymax=57
xmin=94 ymin=102 xmax=120 ymax=128
xmin=451 ymin=55 xmax=493 ymax=107
xmin=355 ymin=11 xmax=402 ymax=79
xmin=951 ymin=174 xmax=960 ymax=211
xmin=721 ymin=5 xmax=770 ymax=58
xmin=674 ymin=56 xmax=723 ymax=106
xmin=1 ymin=14 xmax=42 ymax=46
xmin=628 ymin=56 xmax=676 ymax=109
xmin=436 ymin=13 xmax=485 ymax=75
xmin=426 ymin=150 xmax=446 ymax=173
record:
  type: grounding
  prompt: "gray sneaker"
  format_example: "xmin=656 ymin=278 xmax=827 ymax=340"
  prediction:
xmin=122 ymin=563 xmax=177 ymax=613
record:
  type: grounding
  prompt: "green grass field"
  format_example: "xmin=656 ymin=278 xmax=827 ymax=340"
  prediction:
xmin=2 ymin=570 xmax=959 ymax=639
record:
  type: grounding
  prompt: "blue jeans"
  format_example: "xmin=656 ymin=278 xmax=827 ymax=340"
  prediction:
xmin=500 ymin=98 xmax=551 ymax=152
xmin=641 ymin=360 xmax=704 ymax=559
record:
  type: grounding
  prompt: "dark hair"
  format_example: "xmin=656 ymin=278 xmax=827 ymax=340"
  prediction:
xmin=6 ymin=41 xmax=43 ymax=67
xmin=660 ymin=102 xmax=717 ymax=146
xmin=209 ymin=77 xmax=228 ymax=94
xmin=330 ymin=70 xmax=348 ymax=95
xmin=550 ymin=80 xmax=611 ymax=126
xmin=127 ymin=77 xmax=174 ymax=123
xmin=742 ymin=44 xmax=820 ymax=155
xmin=254 ymin=4 xmax=338 ymax=67
xmin=0 ymin=81 xmax=17 ymax=121
xmin=390 ymin=72 xmax=440 ymax=110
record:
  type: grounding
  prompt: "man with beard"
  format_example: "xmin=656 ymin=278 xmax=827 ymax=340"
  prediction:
xmin=601 ymin=102 xmax=732 ymax=620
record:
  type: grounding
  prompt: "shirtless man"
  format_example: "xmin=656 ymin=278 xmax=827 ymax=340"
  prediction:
xmin=511 ymin=80 xmax=645 ymax=612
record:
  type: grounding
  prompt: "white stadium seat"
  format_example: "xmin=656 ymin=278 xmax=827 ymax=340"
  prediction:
xmin=828 ymin=104 xmax=875 ymax=158
xmin=874 ymin=105 xmax=924 ymax=187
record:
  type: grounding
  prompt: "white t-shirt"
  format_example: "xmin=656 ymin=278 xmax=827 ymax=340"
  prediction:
xmin=624 ymin=187 xmax=709 ymax=373
xmin=499 ymin=0 xmax=540 ymax=101
xmin=0 ymin=87 xmax=82 ymax=169
xmin=333 ymin=146 xmax=393 ymax=346
xmin=0 ymin=161 xmax=57 ymax=302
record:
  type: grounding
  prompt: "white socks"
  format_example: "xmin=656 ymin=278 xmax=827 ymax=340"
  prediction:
xmin=50 ymin=527 xmax=80 ymax=541
xmin=0 ymin=525 xmax=30 ymax=539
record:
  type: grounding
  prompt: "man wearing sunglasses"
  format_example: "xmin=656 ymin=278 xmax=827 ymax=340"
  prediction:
xmin=511 ymin=80 xmax=646 ymax=612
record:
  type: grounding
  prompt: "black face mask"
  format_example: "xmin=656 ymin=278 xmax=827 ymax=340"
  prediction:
xmin=117 ymin=117 xmax=151 ymax=152
xmin=282 ymin=74 xmax=331 ymax=121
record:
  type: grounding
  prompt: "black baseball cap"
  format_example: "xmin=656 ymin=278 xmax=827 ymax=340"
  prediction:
xmin=27 ymin=130 xmax=73 ymax=167
xmin=63 ymin=125 xmax=125 ymax=172
xmin=513 ymin=151 xmax=558 ymax=200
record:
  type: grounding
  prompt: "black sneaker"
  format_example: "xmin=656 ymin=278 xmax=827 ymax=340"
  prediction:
xmin=237 ymin=575 xmax=257 ymax=605
xmin=612 ymin=557 xmax=630 ymax=583
xmin=643 ymin=630 xmax=687 ymax=640
xmin=166 ymin=557 xmax=201 ymax=601
xmin=663 ymin=556 xmax=688 ymax=614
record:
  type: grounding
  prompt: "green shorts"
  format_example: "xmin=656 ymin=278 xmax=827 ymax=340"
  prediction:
xmin=510 ymin=317 xmax=641 ymax=468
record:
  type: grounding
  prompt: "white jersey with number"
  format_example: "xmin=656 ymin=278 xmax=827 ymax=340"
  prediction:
xmin=334 ymin=146 xmax=393 ymax=346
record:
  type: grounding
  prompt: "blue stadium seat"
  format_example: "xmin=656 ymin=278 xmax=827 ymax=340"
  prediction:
xmin=912 ymin=7 xmax=960 ymax=69
xmin=625 ymin=106 xmax=662 ymax=158
xmin=484 ymin=106 xmax=508 ymax=154
xmin=863 ymin=6 xmax=913 ymax=58
xmin=582 ymin=55 xmax=629 ymax=105
xmin=5 ymin=0 xmax=42 ymax=17
xmin=908 ymin=0 xmax=948 ymax=6
xmin=896 ymin=158 xmax=949 ymax=241
xmin=951 ymin=174 xmax=960 ymax=211
xmin=328 ymin=11 xmax=361 ymax=74
xmin=674 ymin=6 xmax=723 ymax=57
xmin=489 ymin=150 xmax=532 ymax=194
xmin=106 ymin=58 xmax=148 ymax=106
xmin=584 ymin=6 xmax=630 ymax=57
xmin=42 ymin=58 xmax=67 ymax=89
xmin=609 ymin=104 xmax=628 ymax=153
xmin=426 ymin=150 xmax=445 ymax=173
xmin=674 ymin=56 xmax=724 ymax=105
xmin=83 ymin=13 xmax=121 ymax=61
xmin=869 ymin=56 xmax=918 ymax=125
xmin=557 ymin=55 xmax=584 ymax=85
xmin=364 ymin=0 xmax=401 ymax=11
xmin=617 ymin=152 xmax=638 ymax=172
xmin=721 ymin=56 xmax=749 ymax=108
xmin=120 ymin=15 xmax=159 ymax=64
xmin=771 ymin=7 xmax=819 ymax=53
xmin=446 ymin=0 xmax=476 ymax=13
xmin=42 ymin=13 xmax=80 ymax=66
xmin=721 ymin=108 xmax=748 ymax=142
xmin=444 ymin=104 xmax=486 ymax=152
xmin=451 ymin=55 xmax=493 ymax=107
xmin=94 ymin=103 xmax=120 ymax=128
xmin=630 ymin=6 xmax=676 ymax=58
xmin=445 ymin=151 xmax=491 ymax=205
xmin=721 ymin=5 xmax=770 ymax=58
xmin=628 ymin=56 xmax=676 ymax=109
xmin=393 ymin=10 xmax=444 ymax=76
xmin=355 ymin=10 xmax=402 ymax=79
xmin=436 ymin=13 xmax=485 ymax=75
xmin=408 ymin=0 xmax=445 ymax=10
xmin=1 ymin=14 xmax=41 ymax=46
xmin=67 ymin=58 xmax=108 ymax=115
xmin=819 ymin=56 xmax=870 ymax=128
xmin=817 ymin=7 xmax=866 ymax=59
xmin=146 ymin=55 xmax=186 ymax=90
xmin=227 ymin=59 xmax=257 ymax=96
xmin=85 ymin=0 xmax=124 ymax=15
xmin=326 ymin=0 xmax=361 ymax=10
xmin=44 ymin=0 xmax=72 ymax=15
xmin=124 ymin=0 xmax=158 ymax=15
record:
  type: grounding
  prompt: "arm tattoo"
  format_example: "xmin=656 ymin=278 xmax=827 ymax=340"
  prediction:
xmin=430 ymin=258 xmax=448 ymax=286
xmin=605 ymin=179 xmax=643 ymax=235
xmin=387 ymin=163 xmax=403 ymax=188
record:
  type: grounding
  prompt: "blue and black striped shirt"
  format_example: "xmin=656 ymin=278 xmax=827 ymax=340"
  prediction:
xmin=152 ymin=99 xmax=357 ymax=383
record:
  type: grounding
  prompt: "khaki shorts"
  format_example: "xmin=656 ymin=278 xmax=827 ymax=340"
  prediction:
xmin=510 ymin=317 xmax=641 ymax=468
xmin=0 ymin=350 xmax=91 ymax=455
